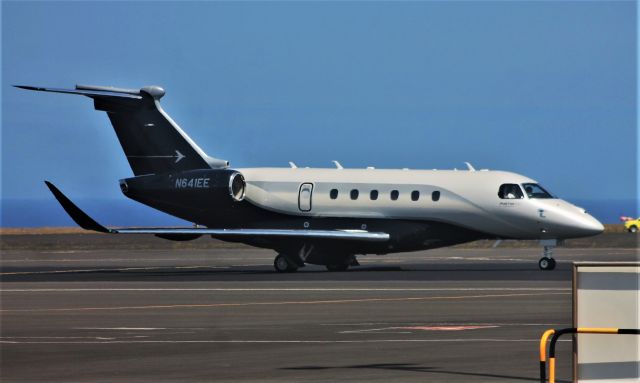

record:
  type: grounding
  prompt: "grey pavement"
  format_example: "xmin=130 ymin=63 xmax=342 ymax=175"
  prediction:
xmin=1 ymin=245 xmax=637 ymax=382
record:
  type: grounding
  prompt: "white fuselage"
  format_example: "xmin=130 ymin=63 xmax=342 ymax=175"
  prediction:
xmin=238 ymin=167 xmax=604 ymax=240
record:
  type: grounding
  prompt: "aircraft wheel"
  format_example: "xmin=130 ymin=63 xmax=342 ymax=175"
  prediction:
xmin=538 ymin=257 xmax=556 ymax=271
xmin=326 ymin=264 xmax=349 ymax=272
xmin=274 ymin=254 xmax=298 ymax=273
xmin=629 ymin=225 xmax=638 ymax=233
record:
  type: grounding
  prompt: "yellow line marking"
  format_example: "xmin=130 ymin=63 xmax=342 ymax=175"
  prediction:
xmin=0 ymin=292 xmax=569 ymax=313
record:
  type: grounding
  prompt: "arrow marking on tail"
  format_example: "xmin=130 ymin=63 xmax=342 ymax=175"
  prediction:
xmin=127 ymin=150 xmax=186 ymax=163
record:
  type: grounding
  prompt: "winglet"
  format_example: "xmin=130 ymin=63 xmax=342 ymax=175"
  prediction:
xmin=44 ymin=181 xmax=111 ymax=233
xmin=464 ymin=162 xmax=476 ymax=171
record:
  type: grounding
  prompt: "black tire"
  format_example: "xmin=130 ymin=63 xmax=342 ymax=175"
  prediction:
xmin=274 ymin=254 xmax=298 ymax=273
xmin=326 ymin=264 xmax=349 ymax=272
xmin=538 ymin=257 xmax=556 ymax=271
xmin=629 ymin=226 xmax=638 ymax=233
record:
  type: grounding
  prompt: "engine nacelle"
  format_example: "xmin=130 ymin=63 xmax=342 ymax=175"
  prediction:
xmin=228 ymin=172 xmax=246 ymax=202
xmin=119 ymin=169 xmax=248 ymax=224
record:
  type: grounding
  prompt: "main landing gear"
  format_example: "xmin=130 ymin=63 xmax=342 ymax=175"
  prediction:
xmin=326 ymin=263 xmax=350 ymax=272
xmin=273 ymin=253 xmax=358 ymax=273
xmin=325 ymin=255 xmax=359 ymax=272
xmin=538 ymin=240 xmax=557 ymax=271
xmin=274 ymin=254 xmax=298 ymax=273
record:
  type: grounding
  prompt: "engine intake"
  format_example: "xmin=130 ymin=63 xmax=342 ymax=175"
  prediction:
xmin=229 ymin=172 xmax=246 ymax=202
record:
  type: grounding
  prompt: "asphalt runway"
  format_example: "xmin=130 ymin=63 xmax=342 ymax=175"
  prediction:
xmin=1 ymin=246 xmax=637 ymax=382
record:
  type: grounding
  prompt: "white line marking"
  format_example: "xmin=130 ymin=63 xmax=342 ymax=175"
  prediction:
xmin=75 ymin=328 xmax=167 ymax=331
xmin=0 ymin=338 xmax=572 ymax=344
xmin=322 ymin=322 xmax=565 ymax=326
xmin=1 ymin=336 xmax=115 ymax=339
xmin=340 ymin=325 xmax=499 ymax=334
xmin=0 ymin=287 xmax=570 ymax=292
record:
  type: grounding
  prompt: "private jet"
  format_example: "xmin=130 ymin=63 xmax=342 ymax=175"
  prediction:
xmin=16 ymin=84 xmax=604 ymax=272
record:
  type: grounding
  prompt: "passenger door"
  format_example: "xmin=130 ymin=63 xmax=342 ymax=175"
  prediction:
xmin=298 ymin=183 xmax=313 ymax=212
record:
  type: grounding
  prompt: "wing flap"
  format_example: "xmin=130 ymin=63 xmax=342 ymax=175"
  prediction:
xmin=116 ymin=228 xmax=389 ymax=241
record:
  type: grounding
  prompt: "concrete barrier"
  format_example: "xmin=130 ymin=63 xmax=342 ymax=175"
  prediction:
xmin=573 ymin=262 xmax=639 ymax=382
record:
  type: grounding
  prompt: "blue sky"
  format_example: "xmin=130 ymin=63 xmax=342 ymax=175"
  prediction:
xmin=1 ymin=1 xmax=637 ymax=224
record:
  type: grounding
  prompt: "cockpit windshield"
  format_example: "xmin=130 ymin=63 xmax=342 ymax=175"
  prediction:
xmin=522 ymin=183 xmax=555 ymax=199
xmin=498 ymin=184 xmax=524 ymax=199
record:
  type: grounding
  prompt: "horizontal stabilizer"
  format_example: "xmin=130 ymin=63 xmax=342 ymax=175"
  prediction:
xmin=44 ymin=181 xmax=390 ymax=242
xmin=14 ymin=85 xmax=142 ymax=99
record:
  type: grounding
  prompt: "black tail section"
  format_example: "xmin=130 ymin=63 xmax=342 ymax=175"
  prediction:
xmin=16 ymin=84 xmax=228 ymax=176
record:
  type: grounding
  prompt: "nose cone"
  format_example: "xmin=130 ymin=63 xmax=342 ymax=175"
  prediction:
xmin=577 ymin=214 xmax=605 ymax=237
xmin=538 ymin=200 xmax=605 ymax=239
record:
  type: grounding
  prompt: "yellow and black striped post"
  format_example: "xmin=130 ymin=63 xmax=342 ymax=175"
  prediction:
xmin=539 ymin=329 xmax=555 ymax=383
xmin=540 ymin=327 xmax=640 ymax=383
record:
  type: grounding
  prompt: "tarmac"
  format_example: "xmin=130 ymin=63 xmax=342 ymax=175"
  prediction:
xmin=1 ymin=240 xmax=637 ymax=382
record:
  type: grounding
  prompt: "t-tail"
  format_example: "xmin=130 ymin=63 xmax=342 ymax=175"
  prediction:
xmin=14 ymin=84 xmax=228 ymax=175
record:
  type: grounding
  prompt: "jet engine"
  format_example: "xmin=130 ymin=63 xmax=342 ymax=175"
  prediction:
xmin=119 ymin=168 xmax=248 ymax=221
xmin=228 ymin=172 xmax=246 ymax=202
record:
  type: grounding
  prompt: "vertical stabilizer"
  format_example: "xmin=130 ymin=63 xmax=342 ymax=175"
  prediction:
xmin=16 ymin=84 xmax=228 ymax=175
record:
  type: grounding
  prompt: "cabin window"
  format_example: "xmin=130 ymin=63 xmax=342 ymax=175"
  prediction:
xmin=498 ymin=184 xmax=524 ymax=199
xmin=411 ymin=191 xmax=420 ymax=201
xmin=432 ymin=191 xmax=440 ymax=201
xmin=521 ymin=183 xmax=555 ymax=199
xmin=390 ymin=190 xmax=399 ymax=201
xmin=350 ymin=189 xmax=359 ymax=200
xmin=330 ymin=189 xmax=339 ymax=199
xmin=370 ymin=190 xmax=379 ymax=200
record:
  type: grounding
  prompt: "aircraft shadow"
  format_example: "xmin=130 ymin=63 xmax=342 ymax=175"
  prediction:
xmin=0 ymin=264 xmax=569 ymax=282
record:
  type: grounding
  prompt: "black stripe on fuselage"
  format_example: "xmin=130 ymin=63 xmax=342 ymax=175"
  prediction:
xmin=120 ymin=169 xmax=493 ymax=254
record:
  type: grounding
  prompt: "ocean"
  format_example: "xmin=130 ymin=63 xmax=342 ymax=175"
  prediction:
xmin=0 ymin=198 xmax=635 ymax=227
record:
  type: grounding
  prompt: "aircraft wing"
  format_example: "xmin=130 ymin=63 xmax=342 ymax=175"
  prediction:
xmin=44 ymin=181 xmax=390 ymax=242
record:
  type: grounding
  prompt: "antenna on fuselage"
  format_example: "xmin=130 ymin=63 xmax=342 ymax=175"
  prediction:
xmin=464 ymin=162 xmax=476 ymax=171
xmin=332 ymin=160 xmax=343 ymax=169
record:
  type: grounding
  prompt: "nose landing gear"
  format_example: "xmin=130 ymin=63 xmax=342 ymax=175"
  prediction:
xmin=538 ymin=255 xmax=556 ymax=270
xmin=538 ymin=241 xmax=557 ymax=270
